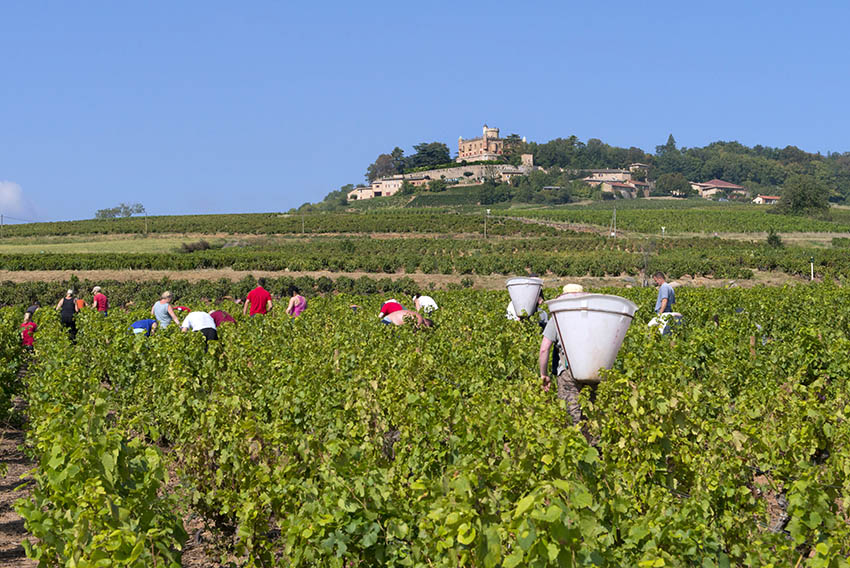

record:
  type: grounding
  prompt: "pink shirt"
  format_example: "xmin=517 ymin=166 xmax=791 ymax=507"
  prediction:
xmin=290 ymin=295 xmax=307 ymax=317
xmin=93 ymin=293 xmax=108 ymax=312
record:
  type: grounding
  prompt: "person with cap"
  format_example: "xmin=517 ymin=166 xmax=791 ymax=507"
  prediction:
xmin=653 ymin=272 xmax=675 ymax=315
xmin=412 ymin=293 xmax=438 ymax=314
xmin=91 ymin=286 xmax=109 ymax=316
xmin=181 ymin=311 xmax=218 ymax=342
xmin=243 ymin=278 xmax=273 ymax=316
xmin=209 ymin=310 xmax=236 ymax=327
xmin=382 ymin=309 xmax=433 ymax=328
xmin=151 ymin=291 xmax=181 ymax=329
xmin=285 ymin=286 xmax=307 ymax=317
xmin=538 ymin=283 xmax=592 ymax=425
xmin=129 ymin=319 xmax=158 ymax=337
xmin=56 ymin=289 xmax=79 ymax=341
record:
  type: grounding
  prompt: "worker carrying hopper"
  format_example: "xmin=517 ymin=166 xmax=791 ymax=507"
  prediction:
xmin=538 ymin=283 xmax=592 ymax=424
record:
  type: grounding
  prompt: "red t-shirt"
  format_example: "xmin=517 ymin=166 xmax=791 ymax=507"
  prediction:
xmin=246 ymin=287 xmax=272 ymax=315
xmin=380 ymin=301 xmax=403 ymax=316
xmin=21 ymin=322 xmax=37 ymax=346
xmin=93 ymin=293 xmax=108 ymax=312
xmin=210 ymin=310 xmax=236 ymax=326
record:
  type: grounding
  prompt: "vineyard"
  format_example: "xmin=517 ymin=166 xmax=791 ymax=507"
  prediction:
xmin=0 ymin=234 xmax=848 ymax=280
xmin=0 ymin=212 xmax=555 ymax=239
xmin=494 ymin=206 xmax=850 ymax=234
xmin=6 ymin=204 xmax=850 ymax=239
xmin=6 ymin=284 xmax=850 ymax=566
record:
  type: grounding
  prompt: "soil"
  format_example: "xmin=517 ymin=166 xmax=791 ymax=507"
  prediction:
xmin=0 ymin=428 xmax=35 ymax=567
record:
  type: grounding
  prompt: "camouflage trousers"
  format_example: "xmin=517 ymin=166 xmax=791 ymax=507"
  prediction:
xmin=557 ymin=368 xmax=596 ymax=424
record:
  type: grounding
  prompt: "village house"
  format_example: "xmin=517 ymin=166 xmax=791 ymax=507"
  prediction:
xmin=752 ymin=194 xmax=781 ymax=205
xmin=690 ymin=179 xmax=750 ymax=199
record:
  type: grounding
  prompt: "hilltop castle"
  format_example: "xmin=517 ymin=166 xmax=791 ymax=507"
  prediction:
xmin=347 ymin=125 xmax=535 ymax=201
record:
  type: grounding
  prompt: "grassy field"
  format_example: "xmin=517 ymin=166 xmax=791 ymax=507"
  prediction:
xmin=0 ymin=234 xmax=227 ymax=254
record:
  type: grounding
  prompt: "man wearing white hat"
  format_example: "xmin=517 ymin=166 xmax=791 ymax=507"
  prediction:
xmin=538 ymin=283 xmax=592 ymax=425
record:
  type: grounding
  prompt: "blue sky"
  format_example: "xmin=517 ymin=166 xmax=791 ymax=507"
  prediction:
xmin=2 ymin=1 xmax=848 ymax=222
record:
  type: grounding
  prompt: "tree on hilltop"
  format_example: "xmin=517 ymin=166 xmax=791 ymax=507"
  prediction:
xmin=406 ymin=142 xmax=451 ymax=169
xmin=365 ymin=154 xmax=396 ymax=182
xmin=95 ymin=203 xmax=145 ymax=219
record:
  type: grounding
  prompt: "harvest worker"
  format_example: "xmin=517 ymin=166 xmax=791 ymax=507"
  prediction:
xmin=151 ymin=291 xmax=181 ymax=329
xmin=129 ymin=319 xmax=158 ymax=336
xmin=653 ymin=272 xmax=675 ymax=315
xmin=506 ymin=291 xmax=548 ymax=326
xmin=181 ymin=311 xmax=218 ymax=342
xmin=56 ymin=289 xmax=79 ymax=341
xmin=538 ymin=284 xmax=591 ymax=425
xmin=209 ymin=310 xmax=236 ymax=327
xmin=25 ymin=300 xmax=40 ymax=317
xmin=382 ymin=309 xmax=432 ymax=328
xmin=285 ymin=286 xmax=307 ymax=317
xmin=413 ymin=293 xmax=438 ymax=314
xmin=21 ymin=312 xmax=37 ymax=351
xmin=378 ymin=299 xmax=404 ymax=321
xmin=91 ymin=286 xmax=109 ymax=316
xmin=243 ymin=278 xmax=273 ymax=316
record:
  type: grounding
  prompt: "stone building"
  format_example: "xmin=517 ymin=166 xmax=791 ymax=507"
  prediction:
xmin=457 ymin=125 xmax=506 ymax=162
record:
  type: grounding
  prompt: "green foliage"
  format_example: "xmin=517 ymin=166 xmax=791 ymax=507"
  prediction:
xmin=767 ymin=228 xmax=783 ymax=248
xmin=428 ymin=179 xmax=448 ymax=192
xmin=406 ymin=142 xmax=452 ymax=170
xmin=95 ymin=202 xmax=145 ymax=220
xmin=776 ymin=174 xmax=831 ymax=215
xmin=12 ymin=285 xmax=850 ymax=565
xmin=653 ymin=172 xmax=693 ymax=197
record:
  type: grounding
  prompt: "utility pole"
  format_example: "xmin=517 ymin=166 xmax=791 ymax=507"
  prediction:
xmin=1 ymin=214 xmax=3 ymax=240
xmin=484 ymin=209 xmax=490 ymax=239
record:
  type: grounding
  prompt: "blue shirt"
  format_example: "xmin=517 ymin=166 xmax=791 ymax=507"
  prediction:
xmin=130 ymin=319 xmax=156 ymax=336
xmin=655 ymin=282 xmax=675 ymax=313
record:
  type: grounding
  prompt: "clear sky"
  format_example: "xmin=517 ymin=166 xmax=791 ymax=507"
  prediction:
xmin=2 ymin=1 xmax=849 ymax=222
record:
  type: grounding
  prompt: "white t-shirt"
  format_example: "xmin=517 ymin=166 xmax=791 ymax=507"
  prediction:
xmin=506 ymin=301 xmax=548 ymax=324
xmin=417 ymin=295 xmax=438 ymax=313
xmin=181 ymin=311 xmax=216 ymax=331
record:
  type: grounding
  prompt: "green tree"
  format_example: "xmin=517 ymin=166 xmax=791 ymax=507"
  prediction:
xmin=365 ymin=153 xmax=396 ymax=182
xmin=95 ymin=202 xmax=144 ymax=219
xmin=776 ymin=174 xmax=830 ymax=215
xmin=654 ymin=173 xmax=692 ymax=196
xmin=428 ymin=179 xmax=447 ymax=192
xmin=399 ymin=181 xmax=416 ymax=195
xmin=407 ymin=142 xmax=451 ymax=169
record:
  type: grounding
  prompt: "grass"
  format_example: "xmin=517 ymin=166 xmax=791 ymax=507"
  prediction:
xmin=0 ymin=234 xmax=226 ymax=254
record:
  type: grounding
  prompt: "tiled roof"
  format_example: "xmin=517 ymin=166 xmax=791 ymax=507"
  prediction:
xmin=702 ymin=179 xmax=745 ymax=189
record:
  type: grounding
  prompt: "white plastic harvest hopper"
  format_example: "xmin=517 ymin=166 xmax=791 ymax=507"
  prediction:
xmin=546 ymin=293 xmax=638 ymax=383
xmin=506 ymin=277 xmax=543 ymax=317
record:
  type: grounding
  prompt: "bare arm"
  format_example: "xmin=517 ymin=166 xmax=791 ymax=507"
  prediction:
xmin=151 ymin=303 xmax=156 ymax=316
xmin=56 ymin=298 xmax=63 ymax=310
xmin=538 ymin=337 xmax=553 ymax=379
xmin=167 ymin=305 xmax=180 ymax=324
xmin=243 ymin=299 xmax=250 ymax=316
xmin=266 ymin=298 xmax=273 ymax=312
xmin=74 ymin=301 xmax=80 ymax=313
xmin=658 ymin=298 xmax=668 ymax=315
xmin=286 ymin=296 xmax=296 ymax=315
